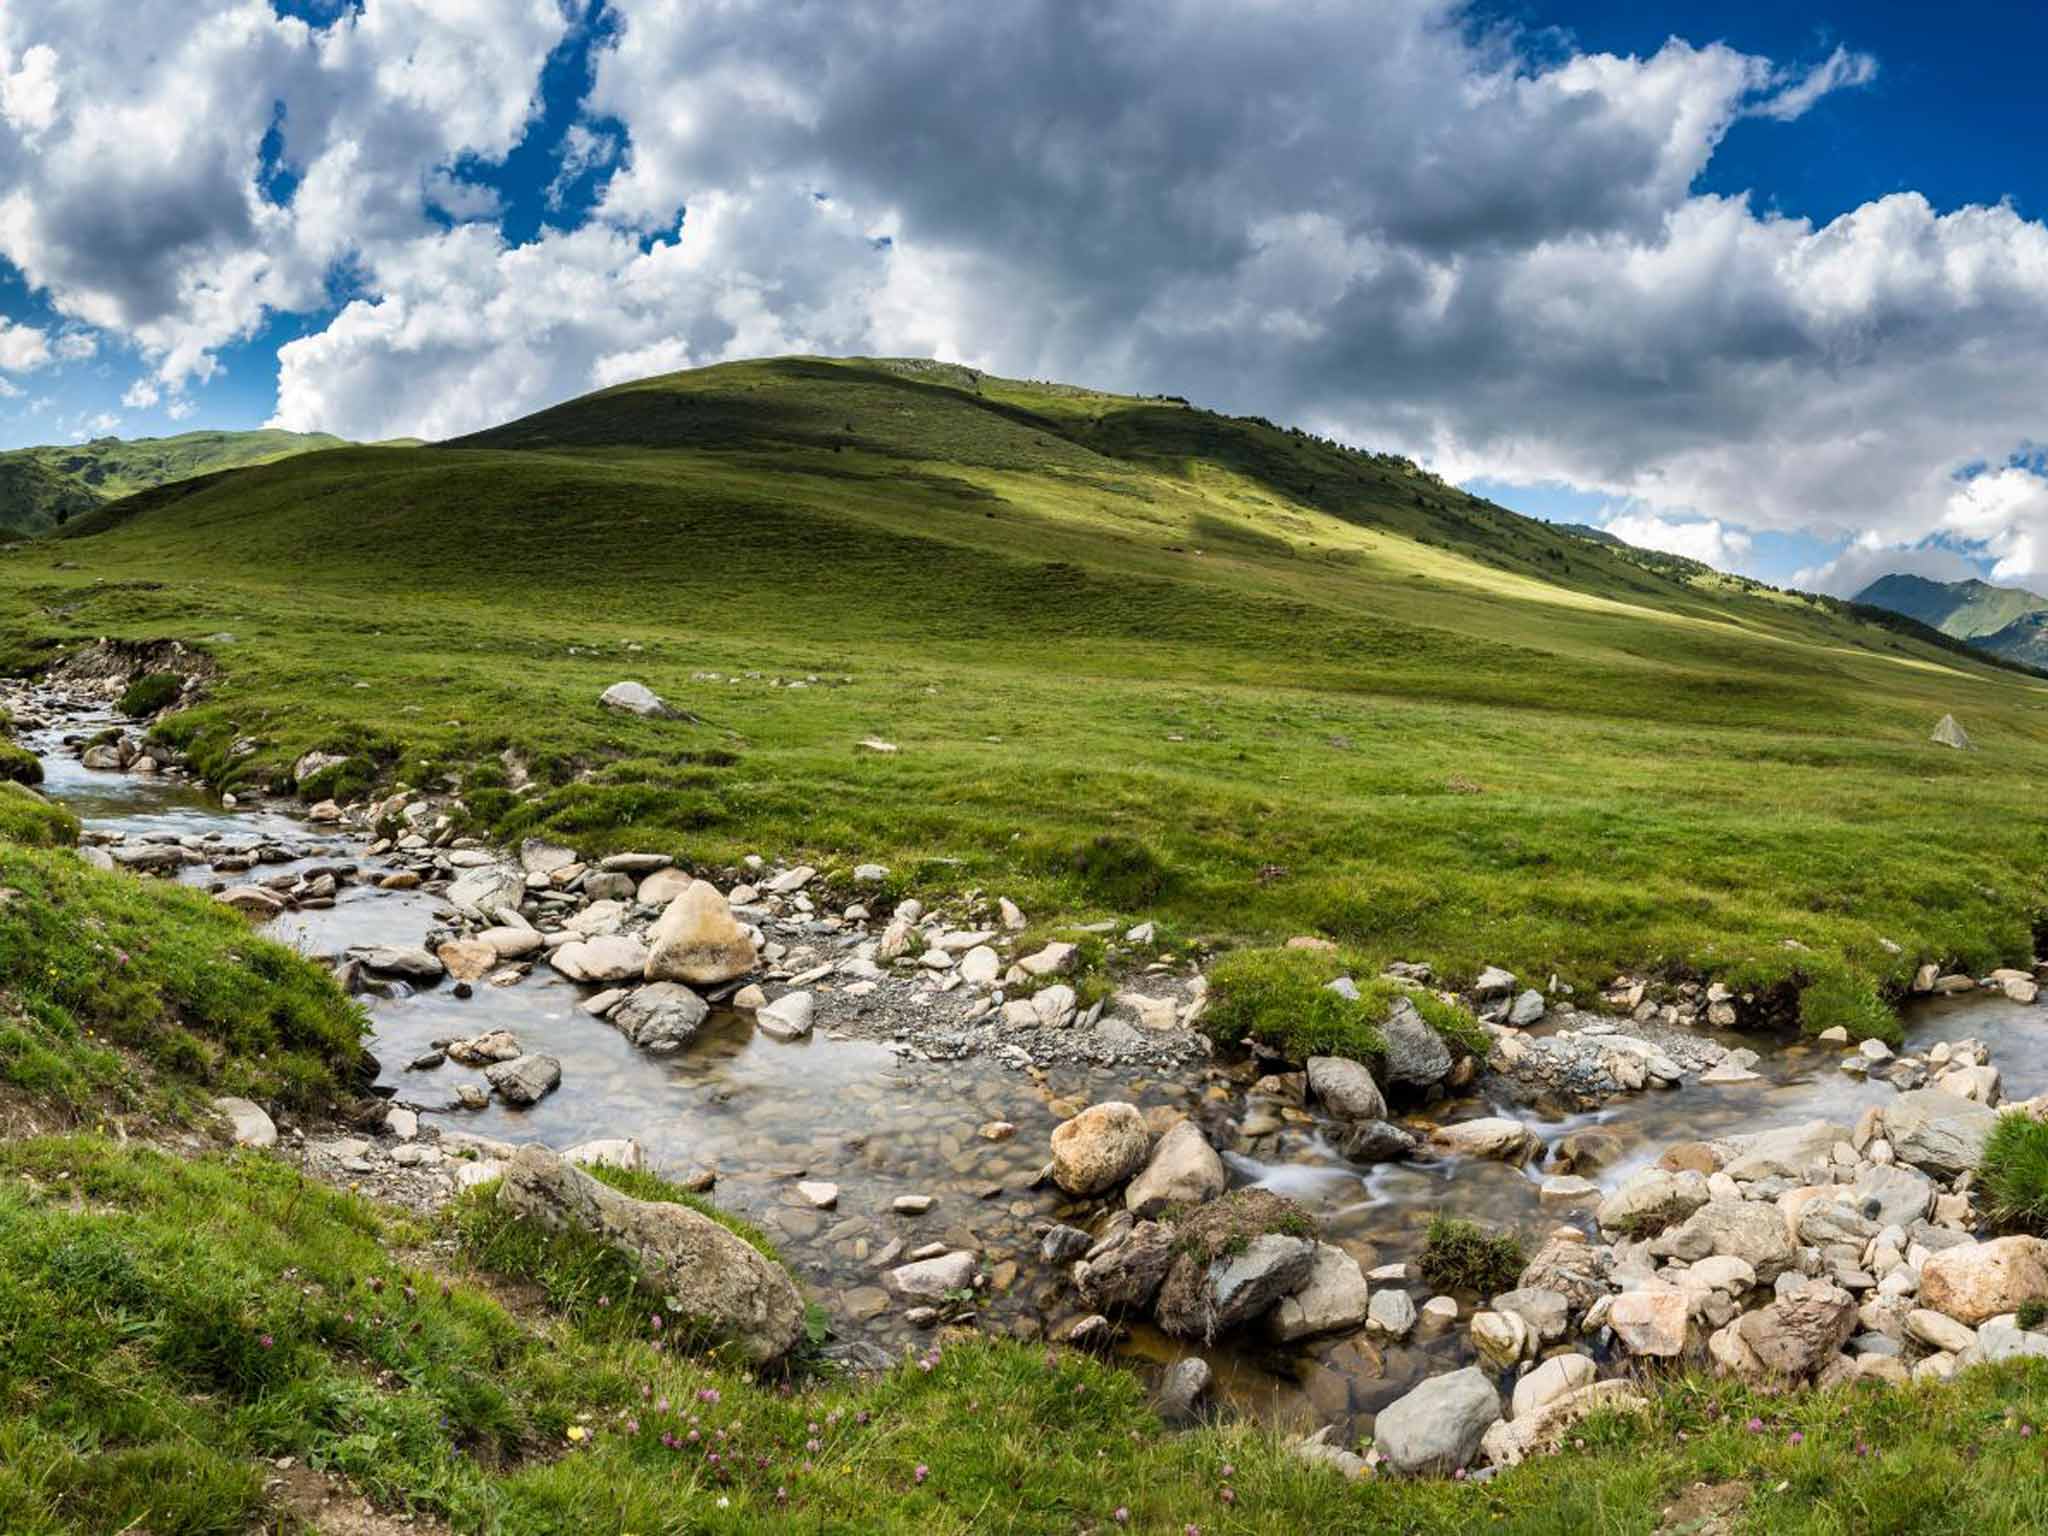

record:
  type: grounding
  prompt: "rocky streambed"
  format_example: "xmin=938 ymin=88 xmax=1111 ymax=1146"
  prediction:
xmin=15 ymin=669 xmax=2048 ymax=1477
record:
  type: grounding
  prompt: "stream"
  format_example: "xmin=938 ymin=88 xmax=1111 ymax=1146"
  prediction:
xmin=24 ymin=696 xmax=2048 ymax=1437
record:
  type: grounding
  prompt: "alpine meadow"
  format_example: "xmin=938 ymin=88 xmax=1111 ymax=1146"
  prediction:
xmin=9 ymin=5 xmax=2048 ymax=1535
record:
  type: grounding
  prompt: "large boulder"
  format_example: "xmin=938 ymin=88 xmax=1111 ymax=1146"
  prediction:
xmin=1306 ymin=1056 xmax=1386 ymax=1120
xmin=499 ymin=1145 xmax=803 ymax=1362
xmin=644 ymin=881 xmax=758 ymax=986
xmin=1050 ymin=1102 xmax=1151 ymax=1196
xmin=1158 ymin=1233 xmax=1316 ymax=1341
xmin=1379 ymin=998 xmax=1453 ymax=1089
xmin=1124 ymin=1120 xmax=1226 ymax=1217
xmin=611 ymin=982 xmax=710 ymax=1052
xmin=1596 ymin=1168 xmax=1710 ymax=1237
xmin=1883 ymin=1090 xmax=1999 ymax=1178
xmin=1921 ymin=1237 xmax=2048 ymax=1326
xmin=1647 ymin=1198 xmax=1797 ymax=1282
xmin=1372 ymin=1367 xmax=1502 ymax=1476
xmin=1271 ymin=1244 xmax=1372 ymax=1341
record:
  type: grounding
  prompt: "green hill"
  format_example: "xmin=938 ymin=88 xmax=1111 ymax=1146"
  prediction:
xmin=0 ymin=427 xmax=354 ymax=536
xmin=9 ymin=353 xmax=2048 ymax=1038
xmin=1854 ymin=571 xmax=2048 ymax=641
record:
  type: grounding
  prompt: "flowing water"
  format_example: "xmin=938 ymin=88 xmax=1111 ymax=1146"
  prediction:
xmin=26 ymin=701 xmax=2048 ymax=1433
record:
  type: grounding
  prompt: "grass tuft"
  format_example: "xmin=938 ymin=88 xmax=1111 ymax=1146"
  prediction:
xmin=1418 ymin=1214 xmax=1526 ymax=1296
xmin=1980 ymin=1113 xmax=2048 ymax=1235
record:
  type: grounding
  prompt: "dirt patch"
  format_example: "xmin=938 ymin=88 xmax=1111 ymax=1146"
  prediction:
xmin=264 ymin=1463 xmax=453 ymax=1536
xmin=1656 ymin=1480 xmax=1749 ymax=1536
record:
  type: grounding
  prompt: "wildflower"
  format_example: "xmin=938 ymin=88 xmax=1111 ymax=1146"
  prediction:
xmin=626 ymin=1418 xmax=640 ymax=1434
xmin=2026 ymin=1425 xmax=2038 ymax=1439
xmin=651 ymin=1314 xmax=663 ymax=1331
xmin=567 ymin=1426 xmax=588 ymax=1444
xmin=915 ymin=1464 xmax=929 ymax=1485
xmin=1219 ymin=1487 xmax=1235 ymax=1506
xmin=657 ymin=1396 xmax=670 ymax=1413
xmin=1220 ymin=1464 xmax=1234 ymax=1479
xmin=259 ymin=1334 xmax=274 ymax=1350
xmin=598 ymin=1295 xmax=609 ymax=1308
xmin=806 ymin=1438 xmax=821 ymax=1454
xmin=1788 ymin=1431 xmax=1804 ymax=1447
xmin=776 ymin=1488 xmax=788 ymax=1506
xmin=857 ymin=1410 xmax=870 ymax=1426
xmin=1114 ymin=1508 xmax=1129 ymax=1524
xmin=1186 ymin=1527 xmax=1203 ymax=1536
xmin=1747 ymin=1417 xmax=1765 ymax=1433
xmin=716 ymin=1496 xmax=728 ymax=1509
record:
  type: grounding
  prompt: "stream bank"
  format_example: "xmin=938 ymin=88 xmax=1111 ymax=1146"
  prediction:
xmin=13 ymin=669 xmax=2048 ymax=1467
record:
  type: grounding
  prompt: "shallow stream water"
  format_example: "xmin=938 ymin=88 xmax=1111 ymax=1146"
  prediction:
xmin=27 ymin=704 xmax=2048 ymax=1433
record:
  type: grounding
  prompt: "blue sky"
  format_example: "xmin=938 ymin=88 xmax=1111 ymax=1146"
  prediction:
xmin=2 ymin=0 xmax=2046 ymax=596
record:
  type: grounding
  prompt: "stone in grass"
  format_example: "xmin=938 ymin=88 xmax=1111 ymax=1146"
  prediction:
xmin=1373 ymin=1367 xmax=1502 ymax=1476
xmin=212 ymin=1096 xmax=276 ymax=1148
xmin=755 ymin=991 xmax=816 ymax=1041
xmin=500 ymin=1144 xmax=802 ymax=1362
xmin=1930 ymin=713 xmax=1972 ymax=750
xmin=600 ymin=681 xmax=674 ymax=718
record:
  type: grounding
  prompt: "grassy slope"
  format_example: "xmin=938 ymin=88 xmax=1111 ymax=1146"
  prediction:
xmin=0 ymin=428 xmax=356 ymax=537
xmin=6 ymin=356 xmax=2048 ymax=1037
xmin=6 ymin=1133 xmax=2048 ymax=1535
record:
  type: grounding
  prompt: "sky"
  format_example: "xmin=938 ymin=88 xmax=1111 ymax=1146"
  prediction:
xmin=1 ymin=1 xmax=2045 ymax=595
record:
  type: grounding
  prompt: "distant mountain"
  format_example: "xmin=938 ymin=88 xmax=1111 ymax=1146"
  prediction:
xmin=1974 ymin=610 xmax=2048 ymax=669
xmin=0 ymin=428 xmax=353 ymax=536
xmin=1853 ymin=573 xmax=2048 ymax=642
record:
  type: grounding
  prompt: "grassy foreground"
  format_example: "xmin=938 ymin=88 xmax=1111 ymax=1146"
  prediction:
xmin=4 ymin=1133 xmax=2048 ymax=1535
xmin=5 ymin=357 xmax=2048 ymax=1038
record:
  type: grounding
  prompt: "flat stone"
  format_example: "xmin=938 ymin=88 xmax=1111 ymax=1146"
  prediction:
xmin=212 ymin=1095 xmax=276 ymax=1148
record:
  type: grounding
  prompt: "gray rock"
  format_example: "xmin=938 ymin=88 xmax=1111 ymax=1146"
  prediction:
xmin=1508 ymin=989 xmax=1546 ymax=1026
xmin=1379 ymin=997 xmax=1452 ymax=1089
xmin=1124 ymin=1120 xmax=1225 ymax=1217
xmin=1853 ymin=1163 xmax=1936 ymax=1228
xmin=447 ymin=863 xmax=527 ymax=918
xmin=1171 ymin=1233 xmax=1317 ymax=1340
xmin=1884 ymin=1089 xmax=1999 ymax=1178
xmin=1719 ymin=1120 xmax=1846 ymax=1182
xmin=1157 ymin=1356 xmax=1213 ymax=1423
xmin=1597 ymin=1168 xmax=1710 ymax=1237
xmin=1040 ymin=1224 xmax=1094 ymax=1264
xmin=1336 ymin=1118 xmax=1419 ymax=1163
xmin=484 ymin=1053 xmax=562 ymax=1105
xmin=212 ymin=1095 xmax=276 ymax=1148
xmin=1367 ymin=1287 xmax=1418 ymax=1339
xmin=1271 ymin=1243 xmax=1372 ymax=1341
xmin=884 ymin=1250 xmax=975 ymax=1301
xmin=600 ymin=681 xmax=674 ymax=718
xmin=1490 ymin=1286 xmax=1570 ymax=1345
xmin=500 ymin=1144 xmax=801 ymax=1361
xmin=611 ymin=982 xmax=710 ymax=1052
xmin=1306 ymin=1055 xmax=1387 ymax=1121
xmin=1073 ymin=1221 xmax=1177 ymax=1312
xmin=355 ymin=944 xmax=445 ymax=981
xmin=756 ymin=991 xmax=816 ymax=1041
xmin=1648 ymin=1198 xmax=1798 ymax=1282
xmin=551 ymin=934 xmax=650 ymax=984
xmin=1373 ymin=1367 xmax=1502 ymax=1476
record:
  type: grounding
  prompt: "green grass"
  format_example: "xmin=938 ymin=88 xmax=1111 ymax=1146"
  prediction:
xmin=116 ymin=670 xmax=183 ymax=717
xmin=8 ymin=1133 xmax=2048 ymax=1532
xmin=1201 ymin=946 xmax=1487 ymax=1062
xmin=0 ymin=784 xmax=76 ymax=847
xmin=0 ymin=739 xmax=42 ymax=785
xmin=0 ymin=839 xmax=365 ymax=1119
xmin=1980 ymin=1114 xmax=2048 ymax=1236
xmin=6 ymin=354 xmax=2048 ymax=1042
xmin=1418 ymin=1215 xmax=1527 ymax=1297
